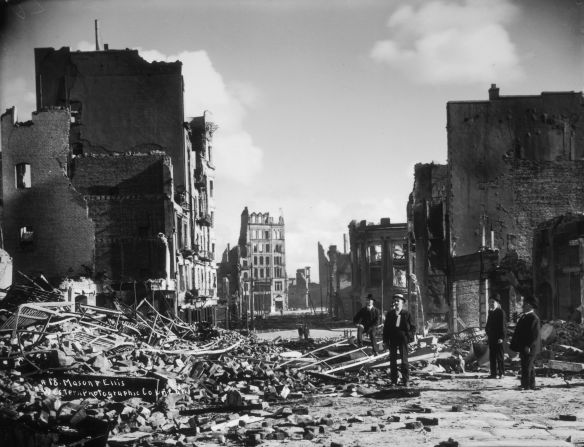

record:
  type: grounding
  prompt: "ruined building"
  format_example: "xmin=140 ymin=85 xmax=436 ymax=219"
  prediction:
xmin=287 ymin=267 xmax=323 ymax=311
xmin=410 ymin=85 xmax=584 ymax=329
xmin=348 ymin=219 xmax=409 ymax=318
xmin=318 ymin=242 xmax=352 ymax=320
xmin=407 ymin=163 xmax=449 ymax=321
xmin=1 ymin=46 xmax=217 ymax=320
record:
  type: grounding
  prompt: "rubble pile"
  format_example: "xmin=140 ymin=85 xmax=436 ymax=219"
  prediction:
xmin=0 ymin=298 xmax=357 ymax=446
xmin=542 ymin=320 xmax=584 ymax=348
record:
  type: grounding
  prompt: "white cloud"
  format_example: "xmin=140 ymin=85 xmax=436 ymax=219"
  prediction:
xmin=134 ymin=48 xmax=263 ymax=185
xmin=1 ymin=77 xmax=35 ymax=120
xmin=370 ymin=0 xmax=523 ymax=85
xmin=76 ymin=41 xmax=94 ymax=51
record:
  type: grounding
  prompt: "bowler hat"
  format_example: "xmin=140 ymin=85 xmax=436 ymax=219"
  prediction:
xmin=491 ymin=295 xmax=501 ymax=303
xmin=524 ymin=296 xmax=538 ymax=309
xmin=392 ymin=293 xmax=405 ymax=302
xmin=366 ymin=294 xmax=376 ymax=302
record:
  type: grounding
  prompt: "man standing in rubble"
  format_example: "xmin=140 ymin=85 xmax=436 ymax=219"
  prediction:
xmin=352 ymin=294 xmax=381 ymax=355
xmin=383 ymin=293 xmax=415 ymax=386
xmin=485 ymin=295 xmax=506 ymax=379
xmin=510 ymin=296 xmax=541 ymax=390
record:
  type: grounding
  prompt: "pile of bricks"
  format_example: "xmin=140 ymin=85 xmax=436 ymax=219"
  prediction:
xmin=0 ymin=299 xmax=378 ymax=446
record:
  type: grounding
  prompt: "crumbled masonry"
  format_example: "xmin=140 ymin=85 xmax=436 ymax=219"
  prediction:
xmin=0 ymin=290 xmax=583 ymax=446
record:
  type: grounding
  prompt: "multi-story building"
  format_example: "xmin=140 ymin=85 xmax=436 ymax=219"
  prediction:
xmin=348 ymin=218 xmax=409 ymax=318
xmin=237 ymin=207 xmax=288 ymax=316
xmin=410 ymin=85 xmax=584 ymax=329
xmin=1 ymin=45 xmax=217 ymax=320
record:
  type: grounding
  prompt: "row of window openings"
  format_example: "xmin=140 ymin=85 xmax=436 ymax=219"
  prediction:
xmin=242 ymin=267 xmax=284 ymax=279
xmin=242 ymin=280 xmax=284 ymax=291
xmin=15 ymin=163 xmax=217 ymax=203
xmin=251 ymin=229 xmax=283 ymax=239
xmin=253 ymin=243 xmax=283 ymax=253
xmin=251 ymin=256 xmax=283 ymax=266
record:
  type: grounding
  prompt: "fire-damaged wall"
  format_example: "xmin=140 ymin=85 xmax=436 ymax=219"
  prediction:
xmin=34 ymin=47 xmax=187 ymax=188
xmin=71 ymin=153 xmax=175 ymax=283
xmin=1 ymin=108 xmax=95 ymax=280
xmin=447 ymin=86 xmax=584 ymax=325
xmin=533 ymin=213 xmax=584 ymax=321
xmin=408 ymin=163 xmax=449 ymax=317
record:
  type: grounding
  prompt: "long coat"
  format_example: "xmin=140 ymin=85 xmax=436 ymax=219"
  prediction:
xmin=485 ymin=307 xmax=507 ymax=342
xmin=383 ymin=309 xmax=415 ymax=344
xmin=353 ymin=306 xmax=380 ymax=331
xmin=510 ymin=312 xmax=541 ymax=354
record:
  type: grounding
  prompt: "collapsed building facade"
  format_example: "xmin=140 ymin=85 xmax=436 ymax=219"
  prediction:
xmin=1 ymin=46 xmax=217 ymax=320
xmin=348 ymin=219 xmax=409 ymax=318
xmin=410 ymin=85 xmax=584 ymax=330
xmin=287 ymin=266 xmax=323 ymax=311
xmin=318 ymin=242 xmax=352 ymax=320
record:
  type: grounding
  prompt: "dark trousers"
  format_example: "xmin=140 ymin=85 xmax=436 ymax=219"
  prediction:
xmin=357 ymin=325 xmax=378 ymax=354
xmin=519 ymin=351 xmax=536 ymax=389
xmin=389 ymin=340 xmax=409 ymax=384
xmin=488 ymin=341 xmax=504 ymax=377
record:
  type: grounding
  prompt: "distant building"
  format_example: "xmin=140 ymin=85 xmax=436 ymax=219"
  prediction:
xmin=217 ymin=207 xmax=287 ymax=324
xmin=287 ymin=267 xmax=322 ymax=310
xmin=1 ymin=46 xmax=218 ymax=321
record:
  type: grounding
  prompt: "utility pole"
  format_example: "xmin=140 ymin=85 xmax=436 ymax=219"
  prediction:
xmin=250 ymin=276 xmax=255 ymax=331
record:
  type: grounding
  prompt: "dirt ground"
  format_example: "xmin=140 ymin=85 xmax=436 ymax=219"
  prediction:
xmin=208 ymin=330 xmax=584 ymax=447
xmin=205 ymin=373 xmax=583 ymax=447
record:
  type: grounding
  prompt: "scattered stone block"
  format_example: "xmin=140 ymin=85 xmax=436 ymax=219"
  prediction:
xmin=416 ymin=417 xmax=439 ymax=426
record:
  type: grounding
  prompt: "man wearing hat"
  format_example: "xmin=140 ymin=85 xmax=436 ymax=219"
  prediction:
xmin=352 ymin=294 xmax=381 ymax=354
xmin=510 ymin=296 xmax=541 ymax=390
xmin=383 ymin=293 xmax=416 ymax=386
xmin=485 ymin=295 xmax=507 ymax=379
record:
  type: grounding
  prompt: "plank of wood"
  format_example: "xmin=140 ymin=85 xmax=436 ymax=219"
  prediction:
xmin=547 ymin=359 xmax=584 ymax=372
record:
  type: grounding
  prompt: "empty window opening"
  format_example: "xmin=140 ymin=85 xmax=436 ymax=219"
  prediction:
xmin=15 ymin=163 xmax=31 ymax=189
xmin=19 ymin=226 xmax=34 ymax=247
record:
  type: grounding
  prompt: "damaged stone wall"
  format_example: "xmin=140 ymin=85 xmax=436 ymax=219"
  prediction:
xmin=71 ymin=153 xmax=174 ymax=283
xmin=533 ymin=213 xmax=584 ymax=321
xmin=34 ymin=47 xmax=187 ymax=188
xmin=447 ymin=87 xmax=584 ymax=323
xmin=0 ymin=108 xmax=95 ymax=281
xmin=326 ymin=245 xmax=353 ymax=320
xmin=408 ymin=163 xmax=449 ymax=316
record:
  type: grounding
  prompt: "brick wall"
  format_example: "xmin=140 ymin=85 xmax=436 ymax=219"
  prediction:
xmin=1 ymin=108 xmax=95 ymax=280
xmin=35 ymin=47 xmax=187 ymax=189
xmin=447 ymin=90 xmax=584 ymax=321
xmin=72 ymin=154 xmax=174 ymax=282
xmin=454 ymin=279 xmax=481 ymax=328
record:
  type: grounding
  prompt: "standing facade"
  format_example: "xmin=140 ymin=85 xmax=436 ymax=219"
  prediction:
xmin=1 ymin=46 xmax=217 ymax=319
xmin=415 ymin=84 xmax=584 ymax=330
xmin=348 ymin=219 xmax=409 ymax=319
xmin=237 ymin=207 xmax=288 ymax=316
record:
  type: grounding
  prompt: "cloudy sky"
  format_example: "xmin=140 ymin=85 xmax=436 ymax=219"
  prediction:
xmin=1 ymin=0 xmax=583 ymax=280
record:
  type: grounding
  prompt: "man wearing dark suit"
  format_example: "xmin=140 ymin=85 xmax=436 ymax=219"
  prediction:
xmin=383 ymin=293 xmax=416 ymax=386
xmin=353 ymin=294 xmax=381 ymax=355
xmin=485 ymin=295 xmax=507 ymax=379
xmin=510 ymin=296 xmax=541 ymax=390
